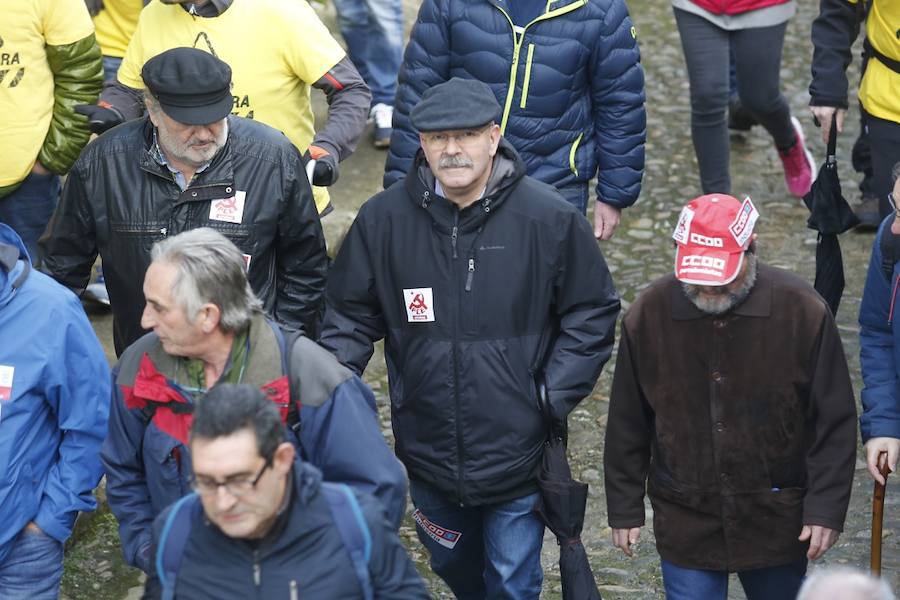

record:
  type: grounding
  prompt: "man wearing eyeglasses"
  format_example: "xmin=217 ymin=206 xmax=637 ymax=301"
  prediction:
xmin=102 ymin=228 xmax=407 ymax=599
xmin=150 ymin=383 xmax=427 ymax=599
xmin=321 ymin=78 xmax=620 ymax=598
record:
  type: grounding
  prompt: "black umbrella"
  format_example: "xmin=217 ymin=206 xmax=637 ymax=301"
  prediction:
xmin=533 ymin=378 xmax=602 ymax=600
xmin=802 ymin=114 xmax=860 ymax=315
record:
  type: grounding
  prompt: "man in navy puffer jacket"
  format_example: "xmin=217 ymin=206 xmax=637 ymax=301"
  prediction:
xmin=384 ymin=0 xmax=646 ymax=240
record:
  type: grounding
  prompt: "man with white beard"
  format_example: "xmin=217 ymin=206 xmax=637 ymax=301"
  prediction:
xmin=40 ymin=47 xmax=327 ymax=354
xmin=604 ymin=194 xmax=857 ymax=600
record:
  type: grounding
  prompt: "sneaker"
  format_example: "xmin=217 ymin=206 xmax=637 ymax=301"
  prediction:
xmin=853 ymin=193 xmax=881 ymax=232
xmin=777 ymin=116 xmax=816 ymax=198
xmin=370 ymin=103 xmax=393 ymax=149
xmin=728 ymin=97 xmax=758 ymax=132
xmin=83 ymin=265 xmax=110 ymax=306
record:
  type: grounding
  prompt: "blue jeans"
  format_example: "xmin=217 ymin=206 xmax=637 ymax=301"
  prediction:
xmin=409 ymin=479 xmax=545 ymax=600
xmin=332 ymin=0 xmax=403 ymax=106
xmin=0 ymin=528 xmax=64 ymax=600
xmin=102 ymin=55 xmax=123 ymax=82
xmin=558 ymin=183 xmax=589 ymax=214
xmin=0 ymin=170 xmax=60 ymax=265
xmin=661 ymin=557 xmax=807 ymax=600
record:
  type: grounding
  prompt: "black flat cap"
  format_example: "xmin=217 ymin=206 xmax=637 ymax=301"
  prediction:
xmin=141 ymin=47 xmax=233 ymax=125
xmin=411 ymin=78 xmax=501 ymax=132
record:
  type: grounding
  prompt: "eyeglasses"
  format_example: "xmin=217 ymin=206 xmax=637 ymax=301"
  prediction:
xmin=191 ymin=460 xmax=270 ymax=497
xmin=422 ymin=126 xmax=492 ymax=150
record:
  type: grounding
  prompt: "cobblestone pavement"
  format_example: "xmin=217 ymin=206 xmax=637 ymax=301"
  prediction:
xmin=64 ymin=0 xmax=900 ymax=598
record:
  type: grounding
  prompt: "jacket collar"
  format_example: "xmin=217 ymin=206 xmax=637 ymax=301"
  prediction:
xmin=489 ymin=0 xmax=587 ymax=25
xmin=138 ymin=117 xmax=234 ymax=191
xmin=0 ymin=224 xmax=30 ymax=306
xmin=670 ymin=264 xmax=772 ymax=321
xmin=404 ymin=137 xmax=526 ymax=231
xmin=178 ymin=0 xmax=231 ymax=17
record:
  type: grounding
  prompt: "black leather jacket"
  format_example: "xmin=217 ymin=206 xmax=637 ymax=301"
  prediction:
xmin=41 ymin=116 xmax=327 ymax=354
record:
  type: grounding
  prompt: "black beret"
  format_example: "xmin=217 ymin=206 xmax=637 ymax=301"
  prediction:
xmin=411 ymin=78 xmax=501 ymax=132
xmin=141 ymin=47 xmax=233 ymax=126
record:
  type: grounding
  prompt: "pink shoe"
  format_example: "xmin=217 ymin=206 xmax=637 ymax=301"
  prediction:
xmin=778 ymin=116 xmax=817 ymax=198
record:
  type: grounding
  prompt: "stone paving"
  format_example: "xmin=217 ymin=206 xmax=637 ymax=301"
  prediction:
xmin=63 ymin=0 xmax=900 ymax=598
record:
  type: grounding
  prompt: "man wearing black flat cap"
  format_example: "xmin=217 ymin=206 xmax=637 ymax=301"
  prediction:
xmin=320 ymin=77 xmax=621 ymax=598
xmin=41 ymin=47 xmax=328 ymax=355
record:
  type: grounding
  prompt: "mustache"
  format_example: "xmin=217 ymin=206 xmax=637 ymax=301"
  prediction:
xmin=438 ymin=156 xmax=473 ymax=169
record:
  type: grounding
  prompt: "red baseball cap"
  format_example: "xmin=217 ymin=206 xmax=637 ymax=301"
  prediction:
xmin=672 ymin=194 xmax=759 ymax=285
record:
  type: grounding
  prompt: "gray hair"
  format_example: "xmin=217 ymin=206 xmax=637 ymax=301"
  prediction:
xmin=797 ymin=568 xmax=895 ymax=600
xmin=143 ymin=89 xmax=161 ymax=116
xmin=892 ymin=161 xmax=900 ymax=188
xmin=150 ymin=228 xmax=262 ymax=333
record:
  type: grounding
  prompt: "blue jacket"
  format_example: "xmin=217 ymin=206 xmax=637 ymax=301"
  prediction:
xmin=101 ymin=313 xmax=407 ymax=573
xmin=384 ymin=0 xmax=646 ymax=209
xmin=152 ymin=462 xmax=428 ymax=599
xmin=859 ymin=217 xmax=900 ymax=442
xmin=0 ymin=223 xmax=110 ymax=563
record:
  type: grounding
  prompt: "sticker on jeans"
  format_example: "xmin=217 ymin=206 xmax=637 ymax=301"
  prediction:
xmin=413 ymin=509 xmax=461 ymax=549
xmin=0 ymin=365 xmax=13 ymax=401
xmin=404 ymin=288 xmax=435 ymax=322
xmin=209 ymin=191 xmax=246 ymax=224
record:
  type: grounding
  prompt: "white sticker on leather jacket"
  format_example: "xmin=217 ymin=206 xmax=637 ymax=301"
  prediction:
xmin=404 ymin=288 xmax=435 ymax=322
xmin=241 ymin=254 xmax=251 ymax=271
xmin=209 ymin=190 xmax=246 ymax=224
xmin=0 ymin=365 xmax=14 ymax=401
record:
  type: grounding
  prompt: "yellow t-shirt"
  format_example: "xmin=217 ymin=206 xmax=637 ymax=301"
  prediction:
xmin=857 ymin=0 xmax=900 ymax=123
xmin=0 ymin=0 xmax=95 ymax=187
xmin=93 ymin=0 xmax=144 ymax=59
xmin=118 ymin=0 xmax=345 ymax=214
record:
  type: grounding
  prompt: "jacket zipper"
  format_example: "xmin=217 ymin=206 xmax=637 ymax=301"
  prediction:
xmin=465 ymin=258 xmax=475 ymax=292
xmin=451 ymin=212 xmax=459 ymax=259
xmin=519 ymin=44 xmax=535 ymax=109
xmin=253 ymin=550 xmax=261 ymax=586
xmin=290 ymin=580 xmax=298 ymax=600
xmin=451 ymin=210 xmax=465 ymax=503
xmin=569 ymin=132 xmax=583 ymax=176
xmin=493 ymin=0 xmax=588 ymax=133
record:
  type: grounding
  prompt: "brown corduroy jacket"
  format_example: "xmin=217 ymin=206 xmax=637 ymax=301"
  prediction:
xmin=604 ymin=264 xmax=857 ymax=571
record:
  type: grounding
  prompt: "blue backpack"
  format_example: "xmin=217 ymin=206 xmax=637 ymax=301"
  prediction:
xmin=156 ymin=482 xmax=374 ymax=600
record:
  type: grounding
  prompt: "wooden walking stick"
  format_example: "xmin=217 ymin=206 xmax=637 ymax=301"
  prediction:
xmin=871 ymin=452 xmax=891 ymax=576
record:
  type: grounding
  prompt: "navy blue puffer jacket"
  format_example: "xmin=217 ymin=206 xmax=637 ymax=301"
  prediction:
xmin=384 ymin=0 xmax=646 ymax=209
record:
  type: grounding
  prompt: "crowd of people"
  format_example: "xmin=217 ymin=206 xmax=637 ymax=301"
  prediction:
xmin=1 ymin=0 xmax=899 ymax=598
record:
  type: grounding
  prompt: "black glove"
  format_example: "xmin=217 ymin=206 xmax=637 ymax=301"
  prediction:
xmin=75 ymin=103 xmax=124 ymax=135
xmin=304 ymin=145 xmax=340 ymax=187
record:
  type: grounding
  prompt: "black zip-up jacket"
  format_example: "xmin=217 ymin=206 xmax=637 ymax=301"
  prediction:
xmin=41 ymin=116 xmax=327 ymax=354
xmin=321 ymin=140 xmax=620 ymax=505
xmin=809 ymin=0 xmax=864 ymax=109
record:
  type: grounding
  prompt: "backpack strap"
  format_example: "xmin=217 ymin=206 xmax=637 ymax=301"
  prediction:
xmin=270 ymin=324 xmax=305 ymax=431
xmin=156 ymin=493 xmax=202 ymax=600
xmin=880 ymin=225 xmax=900 ymax=282
xmin=864 ymin=37 xmax=900 ymax=76
xmin=320 ymin=483 xmax=374 ymax=600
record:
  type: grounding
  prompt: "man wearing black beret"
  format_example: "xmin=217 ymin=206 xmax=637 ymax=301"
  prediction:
xmin=321 ymin=77 xmax=621 ymax=598
xmin=41 ymin=47 xmax=328 ymax=355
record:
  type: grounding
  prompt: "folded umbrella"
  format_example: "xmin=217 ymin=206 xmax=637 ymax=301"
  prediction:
xmin=533 ymin=378 xmax=602 ymax=600
xmin=802 ymin=114 xmax=860 ymax=316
